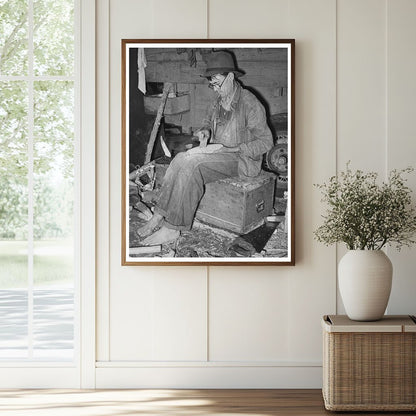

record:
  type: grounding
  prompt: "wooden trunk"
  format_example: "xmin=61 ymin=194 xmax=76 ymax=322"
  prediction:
xmin=196 ymin=172 xmax=276 ymax=234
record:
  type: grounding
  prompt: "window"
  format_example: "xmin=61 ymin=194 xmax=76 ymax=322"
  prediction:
xmin=0 ymin=0 xmax=77 ymax=361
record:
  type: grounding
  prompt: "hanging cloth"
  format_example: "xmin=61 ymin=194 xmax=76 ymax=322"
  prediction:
xmin=137 ymin=48 xmax=147 ymax=94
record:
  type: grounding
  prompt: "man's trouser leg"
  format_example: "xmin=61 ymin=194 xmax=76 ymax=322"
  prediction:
xmin=156 ymin=152 xmax=239 ymax=230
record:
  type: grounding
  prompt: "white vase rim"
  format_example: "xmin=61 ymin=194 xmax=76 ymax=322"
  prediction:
xmin=346 ymin=249 xmax=387 ymax=253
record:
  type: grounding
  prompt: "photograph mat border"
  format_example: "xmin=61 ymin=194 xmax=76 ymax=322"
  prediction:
xmin=122 ymin=40 xmax=295 ymax=266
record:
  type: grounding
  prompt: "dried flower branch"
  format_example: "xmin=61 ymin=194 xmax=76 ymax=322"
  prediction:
xmin=314 ymin=164 xmax=416 ymax=250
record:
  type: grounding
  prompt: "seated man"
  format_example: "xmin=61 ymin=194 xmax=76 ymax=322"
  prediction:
xmin=138 ymin=50 xmax=273 ymax=245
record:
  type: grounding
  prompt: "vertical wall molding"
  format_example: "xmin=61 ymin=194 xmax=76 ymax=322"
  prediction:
xmin=385 ymin=0 xmax=416 ymax=314
xmin=80 ymin=0 xmax=96 ymax=388
xmin=206 ymin=0 xmax=210 ymax=38
xmin=96 ymin=0 xmax=111 ymax=363
xmin=335 ymin=0 xmax=339 ymax=314
xmin=385 ymin=0 xmax=389 ymax=178
xmin=206 ymin=266 xmax=210 ymax=361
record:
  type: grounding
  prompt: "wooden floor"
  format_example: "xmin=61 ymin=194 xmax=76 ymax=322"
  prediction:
xmin=0 ymin=389 xmax=413 ymax=415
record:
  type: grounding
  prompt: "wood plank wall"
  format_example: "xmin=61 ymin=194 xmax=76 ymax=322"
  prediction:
xmin=144 ymin=47 xmax=288 ymax=131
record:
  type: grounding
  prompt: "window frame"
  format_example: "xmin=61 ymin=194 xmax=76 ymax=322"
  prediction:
xmin=0 ymin=0 xmax=96 ymax=388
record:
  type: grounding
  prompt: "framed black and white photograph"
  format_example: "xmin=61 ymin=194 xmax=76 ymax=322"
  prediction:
xmin=122 ymin=39 xmax=295 ymax=265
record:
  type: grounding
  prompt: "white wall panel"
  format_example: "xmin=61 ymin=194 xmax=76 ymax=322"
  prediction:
xmin=285 ymin=0 xmax=337 ymax=361
xmin=337 ymin=0 xmax=387 ymax=172
xmin=150 ymin=270 xmax=207 ymax=361
xmin=207 ymin=0 xmax=337 ymax=366
xmin=336 ymin=0 xmax=387 ymax=314
xmin=386 ymin=0 xmax=416 ymax=315
xmin=99 ymin=0 xmax=337 ymax=385
xmin=110 ymin=269 xmax=207 ymax=361
xmin=94 ymin=0 xmax=416 ymax=388
xmin=105 ymin=0 xmax=208 ymax=362
xmin=209 ymin=268 xmax=290 ymax=361
xmin=110 ymin=272 xmax=155 ymax=360
xmin=150 ymin=0 xmax=208 ymax=38
xmin=108 ymin=0 xmax=207 ymax=39
xmin=209 ymin=0 xmax=289 ymax=38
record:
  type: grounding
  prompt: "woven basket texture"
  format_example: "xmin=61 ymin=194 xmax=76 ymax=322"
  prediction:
xmin=323 ymin=330 xmax=416 ymax=411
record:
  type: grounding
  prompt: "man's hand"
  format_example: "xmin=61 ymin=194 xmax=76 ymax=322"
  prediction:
xmin=194 ymin=129 xmax=210 ymax=148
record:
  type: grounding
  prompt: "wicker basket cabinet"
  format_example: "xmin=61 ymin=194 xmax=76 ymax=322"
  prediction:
xmin=322 ymin=315 xmax=416 ymax=411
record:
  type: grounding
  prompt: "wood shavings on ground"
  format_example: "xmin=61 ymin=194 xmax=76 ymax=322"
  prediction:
xmin=262 ymin=230 xmax=288 ymax=258
xmin=175 ymin=222 xmax=236 ymax=258
xmin=130 ymin=209 xmax=287 ymax=258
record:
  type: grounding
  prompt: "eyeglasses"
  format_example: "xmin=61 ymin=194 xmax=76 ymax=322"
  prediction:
xmin=207 ymin=75 xmax=226 ymax=89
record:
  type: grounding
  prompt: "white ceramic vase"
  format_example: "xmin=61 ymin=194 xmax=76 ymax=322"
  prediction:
xmin=338 ymin=250 xmax=393 ymax=321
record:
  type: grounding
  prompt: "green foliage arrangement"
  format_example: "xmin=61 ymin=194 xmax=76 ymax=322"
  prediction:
xmin=314 ymin=164 xmax=416 ymax=250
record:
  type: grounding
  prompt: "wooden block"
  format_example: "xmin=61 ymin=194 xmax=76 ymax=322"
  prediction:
xmin=129 ymin=245 xmax=162 ymax=255
xmin=196 ymin=172 xmax=276 ymax=234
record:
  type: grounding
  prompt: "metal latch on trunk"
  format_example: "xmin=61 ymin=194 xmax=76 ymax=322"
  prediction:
xmin=256 ymin=200 xmax=265 ymax=212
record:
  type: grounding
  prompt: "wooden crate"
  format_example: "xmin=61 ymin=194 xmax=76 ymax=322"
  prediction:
xmin=322 ymin=315 xmax=416 ymax=411
xmin=196 ymin=172 xmax=276 ymax=234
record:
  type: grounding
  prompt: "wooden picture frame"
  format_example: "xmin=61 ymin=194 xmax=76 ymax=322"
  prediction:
xmin=122 ymin=39 xmax=295 ymax=265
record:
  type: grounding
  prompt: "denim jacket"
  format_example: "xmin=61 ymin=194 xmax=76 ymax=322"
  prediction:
xmin=203 ymin=83 xmax=273 ymax=177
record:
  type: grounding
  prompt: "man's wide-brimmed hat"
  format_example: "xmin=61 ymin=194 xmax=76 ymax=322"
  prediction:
xmin=202 ymin=51 xmax=244 ymax=78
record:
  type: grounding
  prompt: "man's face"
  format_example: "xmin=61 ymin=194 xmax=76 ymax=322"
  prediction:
xmin=207 ymin=74 xmax=226 ymax=92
